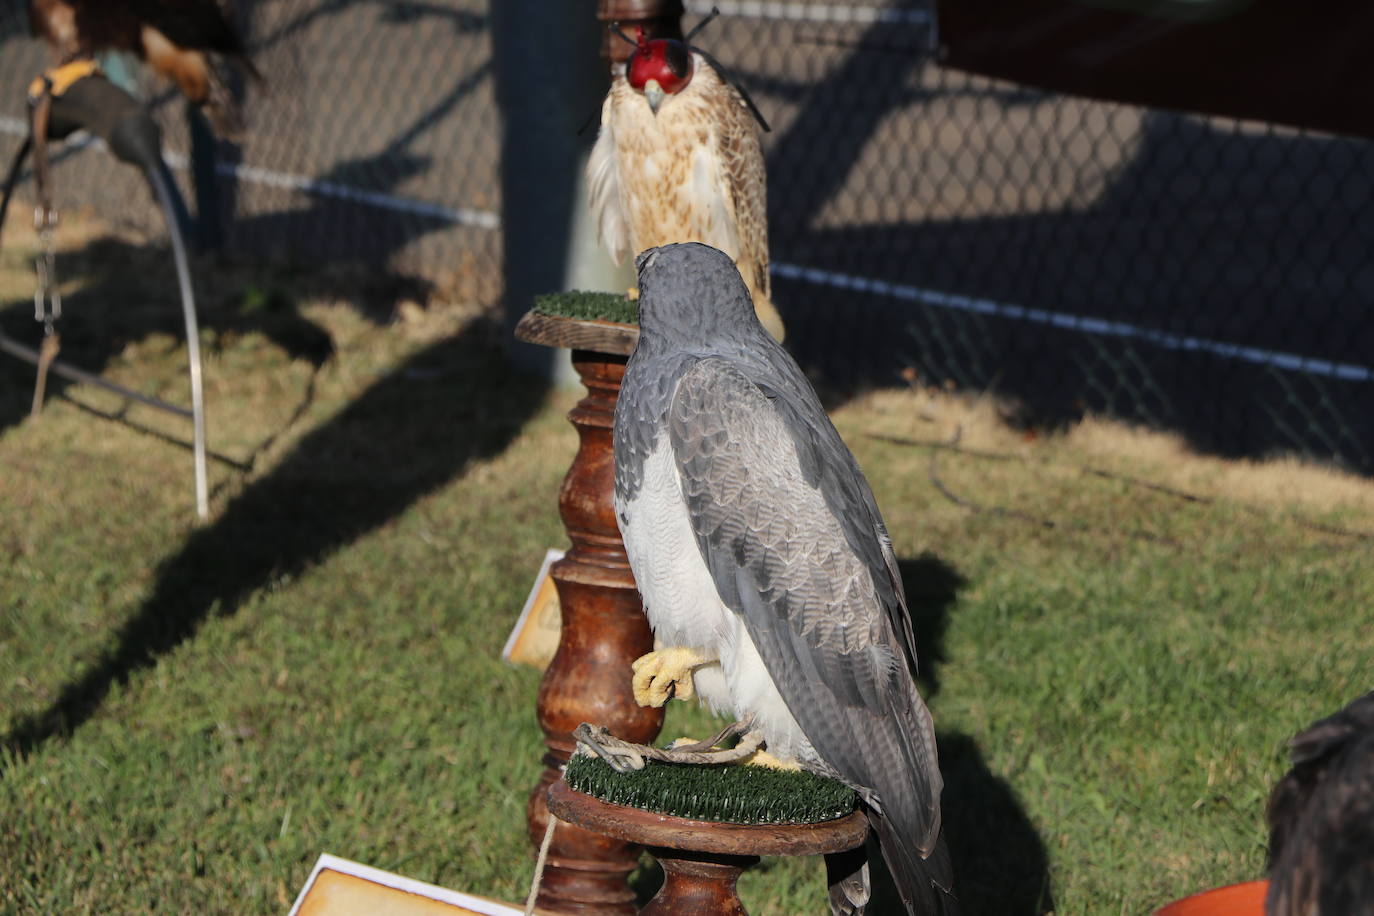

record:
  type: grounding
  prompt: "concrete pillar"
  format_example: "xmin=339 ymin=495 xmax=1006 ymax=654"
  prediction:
xmin=492 ymin=1 xmax=632 ymax=385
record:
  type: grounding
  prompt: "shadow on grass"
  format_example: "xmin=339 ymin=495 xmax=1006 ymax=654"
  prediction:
xmin=897 ymin=554 xmax=1055 ymax=915
xmin=900 ymin=554 xmax=964 ymax=699
xmin=629 ymin=856 xmax=665 ymax=908
xmin=0 ymin=232 xmax=437 ymax=435
xmin=1 ymin=316 xmax=547 ymax=765
xmin=938 ymin=732 xmax=1055 ymax=915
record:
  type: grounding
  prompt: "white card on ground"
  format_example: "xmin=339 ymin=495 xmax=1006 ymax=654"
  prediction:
xmin=502 ymin=547 xmax=564 ymax=671
xmin=288 ymin=853 xmax=528 ymax=916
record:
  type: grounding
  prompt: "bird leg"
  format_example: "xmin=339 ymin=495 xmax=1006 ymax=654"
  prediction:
xmin=668 ymin=722 xmax=801 ymax=770
xmin=573 ymin=721 xmax=764 ymax=775
xmin=631 ymin=646 xmax=711 ymax=707
xmin=743 ymin=748 xmax=803 ymax=771
xmin=661 ymin=718 xmax=753 ymax=753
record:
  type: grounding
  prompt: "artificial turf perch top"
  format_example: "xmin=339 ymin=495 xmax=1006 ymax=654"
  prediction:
xmin=564 ymin=752 xmax=857 ymax=826
xmin=533 ymin=291 xmax=639 ymax=325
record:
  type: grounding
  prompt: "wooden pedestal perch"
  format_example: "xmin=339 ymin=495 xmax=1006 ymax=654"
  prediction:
xmin=515 ymin=311 xmax=662 ymax=914
xmin=547 ymin=781 xmax=870 ymax=915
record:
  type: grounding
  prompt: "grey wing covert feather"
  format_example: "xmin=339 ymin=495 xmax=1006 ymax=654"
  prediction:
xmin=666 ymin=356 xmax=944 ymax=850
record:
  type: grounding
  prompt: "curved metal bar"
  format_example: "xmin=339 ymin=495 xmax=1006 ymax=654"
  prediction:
xmin=0 ymin=329 xmax=192 ymax=417
xmin=145 ymin=161 xmax=209 ymax=519
xmin=0 ymin=135 xmax=33 ymax=252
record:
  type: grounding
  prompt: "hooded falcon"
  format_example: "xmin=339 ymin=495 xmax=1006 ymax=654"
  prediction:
xmin=28 ymin=0 xmax=259 ymax=136
xmin=587 ymin=22 xmax=787 ymax=342
xmin=613 ymin=242 xmax=956 ymax=914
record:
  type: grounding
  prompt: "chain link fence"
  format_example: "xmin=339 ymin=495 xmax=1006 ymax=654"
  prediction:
xmin=0 ymin=0 xmax=499 ymax=304
xmin=2 ymin=1 xmax=1371 ymax=471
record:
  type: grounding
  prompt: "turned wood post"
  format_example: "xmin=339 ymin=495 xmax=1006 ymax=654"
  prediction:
xmin=640 ymin=852 xmax=755 ymax=916
xmin=517 ymin=314 xmax=661 ymax=914
xmin=547 ymin=781 xmax=870 ymax=916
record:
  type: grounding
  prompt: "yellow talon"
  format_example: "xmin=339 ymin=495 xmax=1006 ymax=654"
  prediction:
xmin=630 ymin=647 xmax=710 ymax=708
xmin=743 ymin=748 xmax=802 ymax=771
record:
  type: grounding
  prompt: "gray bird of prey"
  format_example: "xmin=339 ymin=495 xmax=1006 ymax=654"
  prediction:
xmin=612 ymin=242 xmax=957 ymax=914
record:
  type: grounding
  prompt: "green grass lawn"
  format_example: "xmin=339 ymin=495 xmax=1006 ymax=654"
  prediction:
xmin=2 ymin=220 xmax=1372 ymax=914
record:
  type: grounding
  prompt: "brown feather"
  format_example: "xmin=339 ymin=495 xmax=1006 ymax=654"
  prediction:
xmin=589 ymin=53 xmax=785 ymax=341
xmin=27 ymin=0 xmax=256 ymax=136
xmin=140 ymin=25 xmax=210 ymax=102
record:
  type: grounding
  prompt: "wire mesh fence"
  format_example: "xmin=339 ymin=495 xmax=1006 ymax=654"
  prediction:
xmin=1 ymin=1 xmax=1371 ymax=472
xmin=0 ymin=0 xmax=500 ymax=303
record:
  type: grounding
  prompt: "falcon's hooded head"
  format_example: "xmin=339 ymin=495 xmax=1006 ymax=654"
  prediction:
xmin=625 ymin=27 xmax=694 ymax=115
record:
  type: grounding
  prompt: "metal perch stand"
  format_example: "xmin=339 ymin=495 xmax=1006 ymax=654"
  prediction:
xmin=0 ymin=71 xmax=209 ymax=518
xmin=146 ymin=160 xmax=209 ymax=518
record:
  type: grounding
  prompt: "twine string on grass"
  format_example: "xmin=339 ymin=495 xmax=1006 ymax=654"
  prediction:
xmin=523 ymin=811 xmax=558 ymax=916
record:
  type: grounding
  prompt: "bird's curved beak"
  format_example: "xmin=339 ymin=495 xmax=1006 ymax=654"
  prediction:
xmin=644 ymin=79 xmax=665 ymax=116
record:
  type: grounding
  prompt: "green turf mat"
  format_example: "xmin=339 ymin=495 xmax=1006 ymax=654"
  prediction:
xmin=564 ymin=753 xmax=857 ymax=825
xmin=533 ymin=291 xmax=639 ymax=324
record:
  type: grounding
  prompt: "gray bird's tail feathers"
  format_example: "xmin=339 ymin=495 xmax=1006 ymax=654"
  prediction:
xmin=872 ymin=811 xmax=960 ymax=915
xmin=826 ymin=846 xmax=871 ymax=915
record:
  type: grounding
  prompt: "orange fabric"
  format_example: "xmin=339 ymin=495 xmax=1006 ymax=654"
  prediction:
xmin=28 ymin=59 xmax=101 ymax=102
xmin=1154 ymin=880 xmax=1268 ymax=915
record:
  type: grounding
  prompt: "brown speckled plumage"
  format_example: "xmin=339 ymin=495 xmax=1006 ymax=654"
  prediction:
xmin=588 ymin=54 xmax=785 ymax=341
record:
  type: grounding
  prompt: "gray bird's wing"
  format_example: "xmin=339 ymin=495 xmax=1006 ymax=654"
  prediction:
xmin=667 ymin=356 xmax=945 ymax=859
